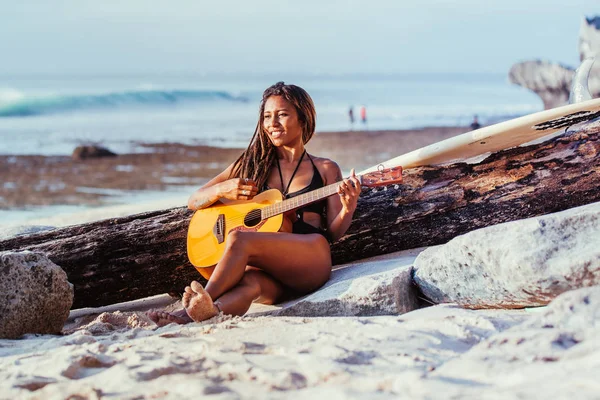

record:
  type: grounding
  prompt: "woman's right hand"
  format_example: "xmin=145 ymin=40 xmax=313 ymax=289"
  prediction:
xmin=217 ymin=178 xmax=258 ymax=200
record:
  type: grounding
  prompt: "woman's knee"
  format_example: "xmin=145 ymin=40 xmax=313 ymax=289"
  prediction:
xmin=226 ymin=230 xmax=253 ymax=253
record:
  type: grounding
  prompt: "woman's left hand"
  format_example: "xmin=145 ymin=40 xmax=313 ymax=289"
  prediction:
xmin=337 ymin=168 xmax=361 ymax=212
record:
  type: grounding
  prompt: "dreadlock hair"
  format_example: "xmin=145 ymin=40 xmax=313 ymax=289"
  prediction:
xmin=229 ymin=82 xmax=316 ymax=190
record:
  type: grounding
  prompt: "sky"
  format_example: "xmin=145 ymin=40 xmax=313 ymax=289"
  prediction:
xmin=0 ymin=0 xmax=598 ymax=76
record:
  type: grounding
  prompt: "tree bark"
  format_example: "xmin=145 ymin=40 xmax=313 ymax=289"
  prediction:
xmin=334 ymin=122 xmax=600 ymax=263
xmin=2 ymin=122 xmax=599 ymax=308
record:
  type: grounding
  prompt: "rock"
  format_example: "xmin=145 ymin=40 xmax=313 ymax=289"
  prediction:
xmin=0 ymin=251 xmax=74 ymax=339
xmin=254 ymin=248 xmax=425 ymax=317
xmin=509 ymin=15 xmax=600 ymax=109
xmin=419 ymin=286 xmax=600 ymax=399
xmin=508 ymin=60 xmax=575 ymax=109
xmin=413 ymin=201 xmax=600 ymax=309
xmin=72 ymin=145 xmax=117 ymax=160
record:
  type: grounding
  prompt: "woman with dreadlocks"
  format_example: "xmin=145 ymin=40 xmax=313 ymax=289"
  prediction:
xmin=149 ymin=82 xmax=361 ymax=325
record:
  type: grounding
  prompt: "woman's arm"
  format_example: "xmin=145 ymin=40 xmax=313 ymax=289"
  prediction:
xmin=322 ymin=160 xmax=361 ymax=242
xmin=187 ymin=163 xmax=258 ymax=210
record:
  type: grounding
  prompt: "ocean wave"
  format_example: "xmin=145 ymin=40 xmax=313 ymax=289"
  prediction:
xmin=0 ymin=89 xmax=248 ymax=117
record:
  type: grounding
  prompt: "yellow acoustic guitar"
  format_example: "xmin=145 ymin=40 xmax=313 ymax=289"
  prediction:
xmin=187 ymin=166 xmax=403 ymax=279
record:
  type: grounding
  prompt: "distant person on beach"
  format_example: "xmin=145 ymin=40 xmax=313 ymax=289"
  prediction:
xmin=360 ymin=105 xmax=367 ymax=125
xmin=470 ymin=115 xmax=481 ymax=130
xmin=149 ymin=82 xmax=362 ymax=325
xmin=348 ymin=106 xmax=355 ymax=129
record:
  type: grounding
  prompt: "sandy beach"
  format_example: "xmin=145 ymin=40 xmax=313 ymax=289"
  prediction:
xmin=2 ymin=263 xmax=600 ymax=399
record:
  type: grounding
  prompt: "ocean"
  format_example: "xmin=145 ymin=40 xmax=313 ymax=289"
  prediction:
xmin=1 ymin=73 xmax=542 ymax=226
xmin=0 ymin=73 xmax=541 ymax=156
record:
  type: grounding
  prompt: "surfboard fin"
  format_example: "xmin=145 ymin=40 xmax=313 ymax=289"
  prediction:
xmin=569 ymin=58 xmax=595 ymax=104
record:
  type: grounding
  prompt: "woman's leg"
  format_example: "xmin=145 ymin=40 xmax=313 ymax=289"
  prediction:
xmin=149 ymin=231 xmax=330 ymax=325
xmin=149 ymin=268 xmax=285 ymax=325
xmin=204 ymin=231 xmax=332 ymax=301
xmin=184 ymin=267 xmax=285 ymax=321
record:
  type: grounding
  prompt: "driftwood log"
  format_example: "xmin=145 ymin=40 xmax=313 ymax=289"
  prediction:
xmin=2 ymin=122 xmax=599 ymax=308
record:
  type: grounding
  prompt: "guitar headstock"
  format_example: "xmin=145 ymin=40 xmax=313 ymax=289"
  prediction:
xmin=359 ymin=165 xmax=403 ymax=187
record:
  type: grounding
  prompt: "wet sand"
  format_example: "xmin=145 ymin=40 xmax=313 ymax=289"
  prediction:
xmin=1 ymin=126 xmax=466 ymax=209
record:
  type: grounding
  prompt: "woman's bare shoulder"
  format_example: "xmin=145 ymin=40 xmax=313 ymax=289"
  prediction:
xmin=309 ymin=155 xmax=342 ymax=183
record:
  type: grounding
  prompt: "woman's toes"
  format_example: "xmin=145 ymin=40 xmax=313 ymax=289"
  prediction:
xmin=148 ymin=309 xmax=192 ymax=326
xmin=190 ymin=280 xmax=205 ymax=294
xmin=147 ymin=310 xmax=160 ymax=323
xmin=182 ymin=292 xmax=191 ymax=308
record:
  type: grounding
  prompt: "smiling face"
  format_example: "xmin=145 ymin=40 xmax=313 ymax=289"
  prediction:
xmin=262 ymin=95 xmax=304 ymax=148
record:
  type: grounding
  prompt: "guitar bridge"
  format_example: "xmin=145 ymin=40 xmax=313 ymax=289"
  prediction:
xmin=213 ymin=214 xmax=225 ymax=244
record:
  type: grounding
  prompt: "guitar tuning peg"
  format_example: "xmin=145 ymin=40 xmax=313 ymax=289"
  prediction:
xmin=394 ymin=184 xmax=399 ymax=190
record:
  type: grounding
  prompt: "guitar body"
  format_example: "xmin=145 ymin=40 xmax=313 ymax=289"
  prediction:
xmin=187 ymin=189 xmax=284 ymax=278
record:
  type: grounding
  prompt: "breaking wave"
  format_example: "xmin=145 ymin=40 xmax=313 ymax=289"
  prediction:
xmin=0 ymin=89 xmax=248 ymax=117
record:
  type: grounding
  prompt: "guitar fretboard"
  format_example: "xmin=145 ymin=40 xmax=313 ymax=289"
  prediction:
xmin=261 ymin=181 xmax=346 ymax=219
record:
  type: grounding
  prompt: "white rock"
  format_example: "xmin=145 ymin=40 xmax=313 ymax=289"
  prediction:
xmin=509 ymin=17 xmax=600 ymax=109
xmin=414 ymin=202 xmax=600 ymax=309
xmin=0 ymin=251 xmax=74 ymax=338
xmin=396 ymin=286 xmax=600 ymax=399
xmin=508 ymin=60 xmax=575 ymax=109
xmin=253 ymin=248 xmax=425 ymax=317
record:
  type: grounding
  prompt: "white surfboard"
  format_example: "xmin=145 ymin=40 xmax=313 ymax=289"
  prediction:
xmin=360 ymin=59 xmax=600 ymax=174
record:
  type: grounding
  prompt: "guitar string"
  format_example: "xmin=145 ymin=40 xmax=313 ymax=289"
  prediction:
xmin=219 ymin=192 xmax=324 ymax=226
xmin=210 ymin=172 xmax=395 ymax=226
xmin=207 ymin=185 xmax=333 ymax=225
xmin=220 ymin=184 xmax=339 ymax=226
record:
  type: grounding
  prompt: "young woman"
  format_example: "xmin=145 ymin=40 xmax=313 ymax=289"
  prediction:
xmin=149 ymin=82 xmax=361 ymax=325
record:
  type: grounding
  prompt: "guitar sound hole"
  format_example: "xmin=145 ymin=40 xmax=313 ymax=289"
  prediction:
xmin=244 ymin=210 xmax=262 ymax=227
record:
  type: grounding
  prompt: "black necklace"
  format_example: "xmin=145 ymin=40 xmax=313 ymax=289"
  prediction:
xmin=275 ymin=150 xmax=306 ymax=195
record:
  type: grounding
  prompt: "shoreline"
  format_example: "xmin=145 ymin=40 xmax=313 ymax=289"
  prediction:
xmin=0 ymin=125 xmax=469 ymax=157
xmin=0 ymin=126 xmax=467 ymax=229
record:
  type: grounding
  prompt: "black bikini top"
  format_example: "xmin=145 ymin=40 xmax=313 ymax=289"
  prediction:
xmin=263 ymin=151 xmax=327 ymax=216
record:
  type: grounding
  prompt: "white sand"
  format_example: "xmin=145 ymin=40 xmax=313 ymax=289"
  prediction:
xmin=5 ymin=288 xmax=600 ymax=399
xmin=0 ymin=304 xmax=530 ymax=399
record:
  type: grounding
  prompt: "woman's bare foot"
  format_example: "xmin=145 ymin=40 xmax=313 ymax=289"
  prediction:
xmin=147 ymin=308 xmax=193 ymax=327
xmin=183 ymin=281 xmax=220 ymax=322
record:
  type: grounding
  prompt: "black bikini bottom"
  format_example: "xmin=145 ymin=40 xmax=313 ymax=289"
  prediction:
xmin=292 ymin=220 xmax=332 ymax=243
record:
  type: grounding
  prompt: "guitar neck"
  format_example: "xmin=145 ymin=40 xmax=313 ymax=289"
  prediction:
xmin=261 ymin=179 xmax=357 ymax=219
